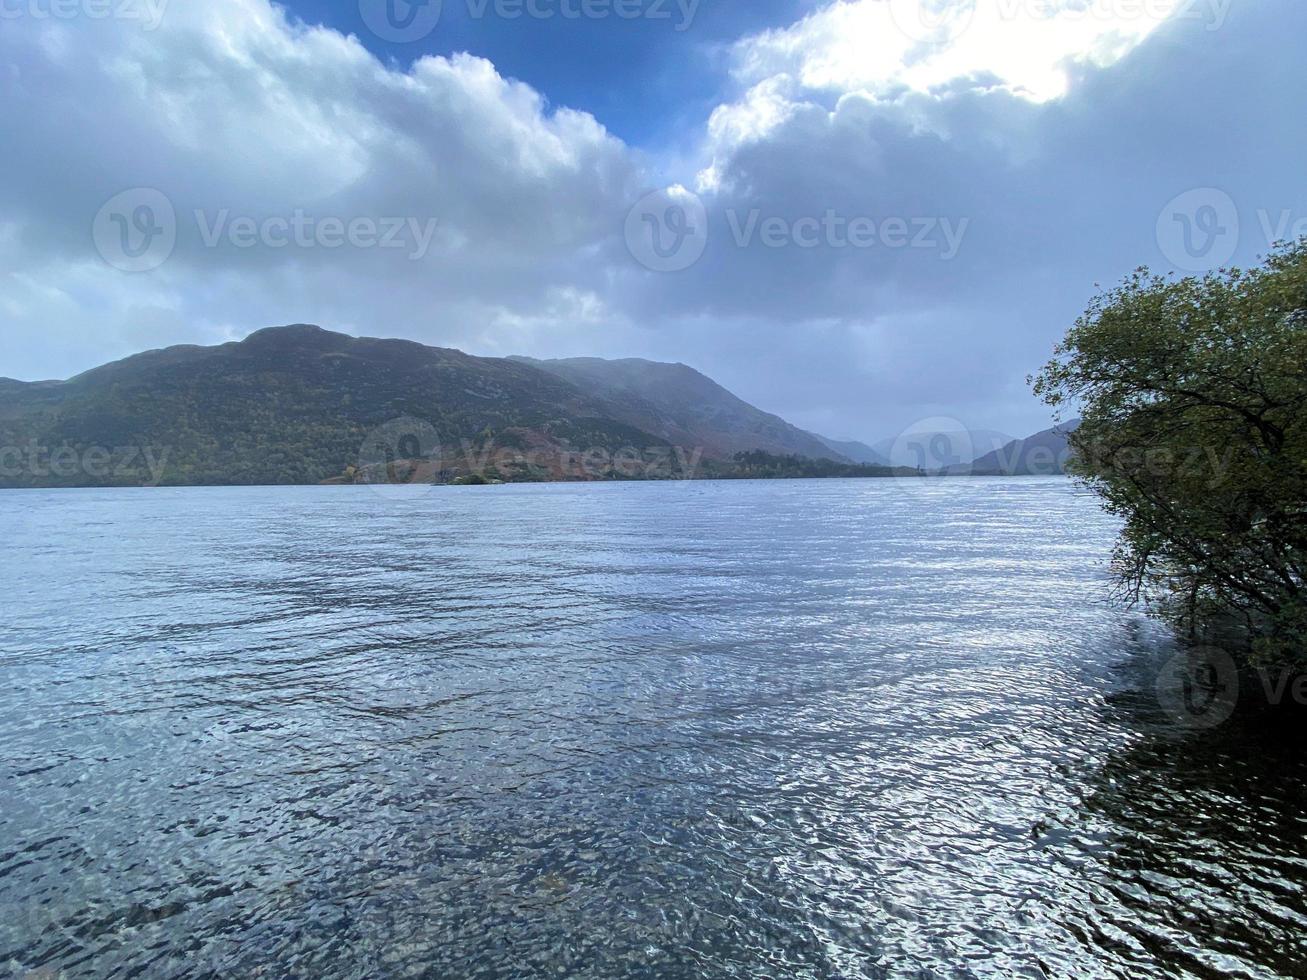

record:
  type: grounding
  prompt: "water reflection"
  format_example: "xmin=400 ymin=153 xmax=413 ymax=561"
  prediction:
xmin=1071 ymin=681 xmax=1307 ymax=977
xmin=0 ymin=480 xmax=1303 ymax=977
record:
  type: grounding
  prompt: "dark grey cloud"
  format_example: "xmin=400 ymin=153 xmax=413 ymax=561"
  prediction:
xmin=611 ymin=0 xmax=1307 ymax=440
xmin=0 ymin=0 xmax=1303 ymax=448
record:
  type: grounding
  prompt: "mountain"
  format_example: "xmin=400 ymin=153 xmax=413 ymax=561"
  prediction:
xmin=812 ymin=435 xmax=889 ymax=467
xmin=511 ymin=356 xmax=847 ymax=462
xmin=0 ymin=325 xmax=880 ymax=489
xmin=872 ymin=427 xmax=1017 ymax=470
xmin=965 ymin=421 xmax=1080 ymax=476
xmin=0 ymin=325 xmax=684 ymax=488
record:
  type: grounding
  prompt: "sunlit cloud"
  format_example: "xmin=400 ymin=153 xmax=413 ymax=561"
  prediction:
xmin=733 ymin=0 xmax=1205 ymax=103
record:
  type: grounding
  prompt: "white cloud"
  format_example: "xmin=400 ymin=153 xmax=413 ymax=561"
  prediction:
xmin=0 ymin=0 xmax=639 ymax=375
xmin=0 ymin=0 xmax=1297 ymax=444
xmin=732 ymin=0 xmax=1189 ymax=104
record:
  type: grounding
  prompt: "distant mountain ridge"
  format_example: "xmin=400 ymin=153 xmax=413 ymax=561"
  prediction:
xmin=965 ymin=421 xmax=1079 ymax=475
xmin=812 ymin=435 xmax=890 ymax=467
xmin=0 ymin=325 xmax=868 ymax=488
xmin=511 ymin=355 xmax=846 ymax=462
xmin=0 ymin=324 xmax=1072 ymax=488
xmin=0 ymin=326 xmax=676 ymax=487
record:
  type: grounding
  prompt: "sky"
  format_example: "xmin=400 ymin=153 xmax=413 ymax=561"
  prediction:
xmin=1 ymin=0 xmax=1305 ymax=446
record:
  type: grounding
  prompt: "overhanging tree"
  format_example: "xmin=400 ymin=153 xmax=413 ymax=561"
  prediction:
xmin=1032 ymin=241 xmax=1307 ymax=664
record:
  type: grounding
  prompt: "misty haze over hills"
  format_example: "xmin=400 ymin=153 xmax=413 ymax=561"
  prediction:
xmin=4 ymin=0 xmax=1300 ymax=444
xmin=511 ymin=355 xmax=842 ymax=462
xmin=965 ymin=422 xmax=1081 ymax=477
xmin=0 ymin=326 xmax=1071 ymax=488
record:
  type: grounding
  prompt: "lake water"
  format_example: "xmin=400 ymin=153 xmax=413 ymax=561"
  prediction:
xmin=2 ymin=478 xmax=1305 ymax=978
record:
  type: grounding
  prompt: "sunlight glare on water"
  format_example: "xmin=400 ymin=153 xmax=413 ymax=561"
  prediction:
xmin=2 ymin=478 xmax=1305 ymax=977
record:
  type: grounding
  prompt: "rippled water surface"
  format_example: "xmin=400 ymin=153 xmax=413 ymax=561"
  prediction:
xmin=2 ymin=478 xmax=1305 ymax=978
